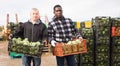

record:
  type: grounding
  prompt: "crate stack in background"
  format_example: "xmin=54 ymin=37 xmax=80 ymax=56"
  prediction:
xmin=74 ymin=21 xmax=95 ymax=66
xmin=92 ymin=17 xmax=111 ymax=66
xmin=80 ymin=21 xmax=95 ymax=66
xmin=111 ymin=18 xmax=120 ymax=66
xmin=74 ymin=21 xmax=81 ymax=66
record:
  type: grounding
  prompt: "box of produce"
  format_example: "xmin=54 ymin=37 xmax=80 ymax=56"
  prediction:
xmin=82 ymin=63 xmax=94 ymax=66
xmin=10 ymin=38 xmax=43 ymax=57
xmin=84 ymin=21 xmax=92 ymax=28
xmin=96 ymin=61 xmax=109 ymax=66
xmin=112 ymin=53 xmax=120 ymax=62
xmin=93 ymin=16 xmax=111 ymax=26
xmin=112 ymin=37 xmax=120 ymax=45
xmin=81 ymin=22 xmax=85 ymax=28
xmin=81 ymin=53 xmax=94 ymax=63
xmin=112 ymin=45 xmax=120 ymax=53
xmin=112 ymin=62 xmax=120 ymax=66
xmin=112 ymin=27 xmax=120 ymax=36
xmin=96 ymin=27 xmax=110 ymax=36
xmin=96 ymin=36 xmax=110 ymax=44
xmin=81 ymin=28 xmax=94 ymax=37
xmin=52 ymin=39 xmax=87 ymax=57
xmin=111 ymin=18 xmax=120 ymax=27
xmin=96 ymin=52 xmax=109 ymax=61
xmin=97 ymin=45 xmax=109 ymax=52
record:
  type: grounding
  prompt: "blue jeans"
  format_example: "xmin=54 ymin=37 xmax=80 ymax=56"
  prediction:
xmin=56 ymin=55 xmax=76 ymax=66
xmin=22 ymin=55 xmax=41 ymax=66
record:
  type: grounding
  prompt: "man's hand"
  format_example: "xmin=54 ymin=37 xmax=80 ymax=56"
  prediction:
xmin=51 ymin=40 xmax=57 ymax=47
xmin=8 ymin=34 xmax=12 ymax=40
xmin=79 ymin=37 xmax=83 ymax=41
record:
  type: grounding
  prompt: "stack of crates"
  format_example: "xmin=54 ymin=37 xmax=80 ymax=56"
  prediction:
xmin=111 ymin=18 xmax=120 ymax=66
xmin=80 ymin=21 xmax=95 ymax=66
xmin=9 ymin=22 xmax=23 ymax=58
xmin=74 ymin=21 xmax=81 ymax=66
xmin=93 ymin=17 xmax=111 ymax=66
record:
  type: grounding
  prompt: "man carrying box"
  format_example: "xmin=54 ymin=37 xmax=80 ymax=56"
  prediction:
xmin=48 ymin=5 xmax=83 ymax=66
xmin=11 ymin=8 xmax=47 ymax=66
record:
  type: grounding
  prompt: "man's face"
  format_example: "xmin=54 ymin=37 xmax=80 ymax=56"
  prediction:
xmin=30 ymin=10 xmax=40 ymax=21
xmin=54 ymin=7 xmax=63 ymax=18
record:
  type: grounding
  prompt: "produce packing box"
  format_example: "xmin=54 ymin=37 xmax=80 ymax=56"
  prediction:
xmin=52 ymin=39 xmax=87 ymax=57
xmin=10 ymin=38 xmax=43 ymax=57
xmin=112 ymin=27 xmax=120 ymax=36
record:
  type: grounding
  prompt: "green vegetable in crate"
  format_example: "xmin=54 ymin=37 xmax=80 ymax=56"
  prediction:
xmin=67 ymin=39 xmax=81 ymax=44
xmin=10 ymin=37 xmax=42 ymax=56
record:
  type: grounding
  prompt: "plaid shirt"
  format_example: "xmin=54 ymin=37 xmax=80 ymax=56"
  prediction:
xmin=48 ymin=16 xmax=81 ymax=43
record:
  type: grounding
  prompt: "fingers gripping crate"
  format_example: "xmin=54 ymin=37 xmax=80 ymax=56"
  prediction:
xmin=52 ymin=39 xmax=87 ymax=57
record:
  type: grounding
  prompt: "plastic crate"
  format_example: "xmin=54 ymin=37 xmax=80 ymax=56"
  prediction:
xmin=52 ymin=39 xmax=87 ymax=57
xmin=96 ymin=36 xmax=110 ymax=44
xmin=111 ymin=18 xmax=120 ymax=27
xmin=112 ymin=45 xmax=120 ymax=53
xmin=96 ymin=61 xmax=109 ymax=66
xmin=81 ymin=53 xmax=94 ymax=63
xmin=76 ymin=22 xmax=81 ymax=29
xmin=81 ymin=63 xmax=94 ymax=66
xmin=112 ymin=37 xmax=120 ymax=45
xmin=92 ymin=16 xmax=111 ymax=27
xmin=81 ymin=28 xmax=94 ymax=37
xmin=84 ymin=21 xmax=92 ymax=28
xmin=96 ymin=26 xmax=111 ymax=36
xmin=112 ymin=53 xmax=120 ymax=62
xmin=96 ymin=52 xmax=110 ymax=62
xmin=96 ymin=44 xmax=109 ymax=52
xmin=111 ymin=62 xmax=120 ymax=66
xmin=81 ymin=22 xmax=85 ymax=28
xmin=10 ymin=52 xmax=23 ymax=58
xmin=112 ymin=27 xmax=120 ymax=37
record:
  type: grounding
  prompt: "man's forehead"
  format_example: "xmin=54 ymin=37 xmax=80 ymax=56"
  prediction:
xmin=55 ymin=7 xmax=62 ymax=10
xmin=31 ymin=10 xmax=39 ymax=13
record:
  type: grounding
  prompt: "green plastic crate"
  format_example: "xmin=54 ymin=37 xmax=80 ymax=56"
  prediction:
xmin=10 ymin=52 xmax=23 ymax=58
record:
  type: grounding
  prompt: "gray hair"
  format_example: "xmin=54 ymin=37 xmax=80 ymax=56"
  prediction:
xmin=31 ymin=8 xmax=39 ymax=11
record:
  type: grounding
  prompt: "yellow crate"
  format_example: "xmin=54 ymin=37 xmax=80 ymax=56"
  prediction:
xmin=85 ymin=21 xmax=92 ymax=28
xmin=76 ymin=22 xmax=81 ymax=29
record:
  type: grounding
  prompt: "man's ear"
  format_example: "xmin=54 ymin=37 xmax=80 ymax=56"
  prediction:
xmin=53 ymin=11 xmax=55 ymax=14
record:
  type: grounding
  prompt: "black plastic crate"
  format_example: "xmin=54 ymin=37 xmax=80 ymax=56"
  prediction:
xmin=111 ymin=53 xmax=120 ymax=62
xmin=87 ymin=45 xmax=94 ymax=53
xmin=81 ymin=63 xmax=94 ymax=66
xmin=81 ymin=28 xmax=94 ymax=37
xmin=92 ymin=16 xmax=111 ymax=27
xmin=81 ymin=53 xmax=94 ymax=63
xmin=96 ymin=52 xmax=110 ymax=62
xmin=111 ymin=61 xmax=120 ymax=66
xmin=96 ymin=44 xmax=110 ymax=52
xmin=96 ymin=61 xmax=109 ymax=66
xmin=112 ymin=37 xmax=120 ymax=45
xmin=96 ymin=26 xmax=111 ymax=36
xmin=96 ymin=36 xmax=110 ymax=44
xmin=112 ymin=45 xmax=120 ymax=53
xmin=81 ymin=22 xmax=85 ymax=28
xmin=111 ymin=18 xmax=120 ymax=27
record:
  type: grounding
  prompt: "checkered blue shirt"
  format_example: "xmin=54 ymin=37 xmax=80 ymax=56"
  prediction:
xmin=48 ymin=16 xmax=81 ymax=43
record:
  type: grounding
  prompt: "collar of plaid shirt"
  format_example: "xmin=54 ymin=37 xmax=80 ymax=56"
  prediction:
xmin=52 ymin=16 xmax=65 ymax=21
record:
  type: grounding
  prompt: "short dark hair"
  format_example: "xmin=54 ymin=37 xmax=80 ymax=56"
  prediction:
xmin=53 ymin=5 xmax=62 ymax=11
